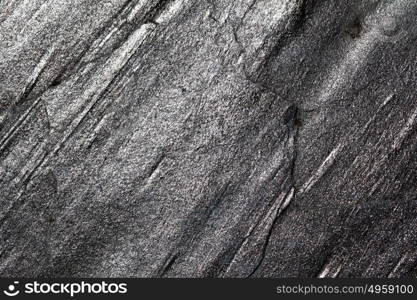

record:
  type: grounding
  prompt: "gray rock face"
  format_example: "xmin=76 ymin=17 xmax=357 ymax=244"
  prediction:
xmin=0 ymin=0 xmax=416 ymax=277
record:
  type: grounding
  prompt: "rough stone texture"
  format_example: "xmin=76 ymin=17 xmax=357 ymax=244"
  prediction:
xmin=0 ymin=0 xmax=416 ymax=278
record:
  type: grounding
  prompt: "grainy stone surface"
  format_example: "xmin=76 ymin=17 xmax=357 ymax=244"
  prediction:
xmin=0 ymin=0 xmax=416 ymax=277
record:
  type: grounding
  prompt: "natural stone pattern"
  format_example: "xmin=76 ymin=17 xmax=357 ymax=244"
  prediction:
xmin=0 ymin=0 xmax=416 ymax=277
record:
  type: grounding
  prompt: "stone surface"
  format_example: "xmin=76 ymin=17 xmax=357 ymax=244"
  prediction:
xmin=0 ymin=0 xmax=416 ymax=277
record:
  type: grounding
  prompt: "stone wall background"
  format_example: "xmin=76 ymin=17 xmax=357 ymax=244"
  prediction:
xmin=0 ymin=0 xmax=416 ymax=277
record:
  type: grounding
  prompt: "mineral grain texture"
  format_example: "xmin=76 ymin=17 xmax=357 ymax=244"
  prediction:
xmin=0 ymin=0 xmax=416 ymax=278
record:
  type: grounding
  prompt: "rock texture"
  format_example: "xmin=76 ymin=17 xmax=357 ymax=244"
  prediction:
xmin=0 ymin=0 xmax=416 ymax=277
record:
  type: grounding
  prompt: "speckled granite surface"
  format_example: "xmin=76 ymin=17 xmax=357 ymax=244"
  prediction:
xmin=0 ymin=0 xmax=416 ymax=277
